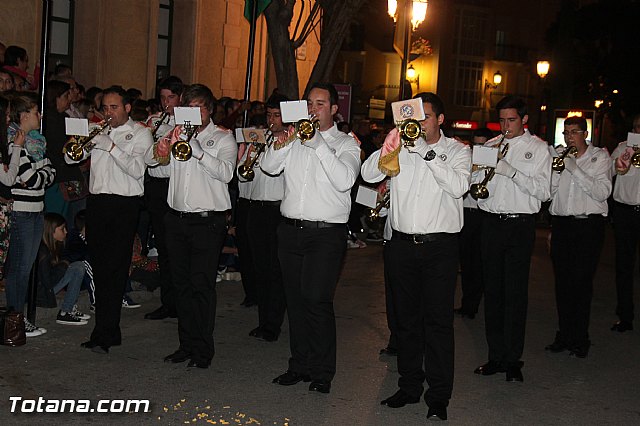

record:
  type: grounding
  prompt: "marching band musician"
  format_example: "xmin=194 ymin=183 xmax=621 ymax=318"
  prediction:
xmin=240 ymin=93 xmax=289 ymax=342
xmin=362 ymin=92 xmax=470 ymax=421
xmin=473 ymin=96 xmax=551 ymax=382
xmin=66 ymin=86 xmax=153 ymax=354
xmin=149 ymin=83 xmax=237 ymax=369
xmin=546 ymin=116 xmax=611 ymax=358
xmin=261 ymin=83 xmax=361 ymax=394
xmin=143 ymin=76 xmax=184 ymax=321
xmin=609 ymin=113 xmax=640 ymax=333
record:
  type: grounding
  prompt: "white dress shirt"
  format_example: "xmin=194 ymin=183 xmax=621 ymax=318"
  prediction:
xmin=361 ymin=130 xmax=471 ymax=234
xmin=66 ymin=118 xmax=152 ymax=197
xmin=238 ymin=145 xmax=284 ymax=201
xmin=260 ymin=124 xmax=361 ymax=223
xmin=549 ymin=144 xmax=611 ymax=216
xmin=146 ymin=114 xmax=174 ymax=178
xmin=166 ymin=122 xmax=237 ymax=212
xmin=611 ymin=141 xmax=640 ymax=205
xmin=477 ymin=130 xmax=551 ymax=214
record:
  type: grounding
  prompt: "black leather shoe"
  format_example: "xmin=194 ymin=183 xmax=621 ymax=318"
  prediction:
xmin=81 ymin=340 xmax=98 ymax=349
xmin=427 ymin=406 xmax=447 ymax=421
xmin=379 ymin=346 xmax=398 ymax=356
xmin=474 ymin=361 xmax=505 ymax=376
xmin=187 ymin=359 xmax=211 ymax=369
xmin=545 ymin=340 xmax=568 ymax=353
xmin=380 ymin=389 xmax=420 ymax=408
xmin=91 ymin=345 xmax=109 ymax=354
xmin=164 ymin=349 xmax=192 ymax=363
xmin=272 ymin=371 xmax=311 ymax=386
xmin=611 ymin=321 xmax=633 ymax=332
xmin=569 ymin=343 xmax=590 ymax=359
xmin=506 ymin=365 xmax=524 ymax=382
xmin=249 ymin=327 xmax=264 ymax=338
xmin=145 ymin=305 xmax=177 ymax=320
xmin=308 ymin=380 xmax=331 ymax=394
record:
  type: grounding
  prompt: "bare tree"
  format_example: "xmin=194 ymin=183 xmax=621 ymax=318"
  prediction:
xmin=264 ymin=0 xmax=367 ymax=99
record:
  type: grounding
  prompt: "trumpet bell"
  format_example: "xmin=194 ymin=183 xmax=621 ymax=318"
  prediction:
xmin=171 ymin=141 xmax=192 ymax=161
xmin=297 ymin=119 xmax=317 ymax=142
xmin=469 ymin=183 xmax=489 ymax=200
xmin=238 ymin=164 xmax=255 ymax=181
xmin=632 ymin=152 xmax=640 ymax=168
xmin=62 ymin=140 xmax=84 ymax=162
xmin=398 ymin=119 xmax=423 ymax=147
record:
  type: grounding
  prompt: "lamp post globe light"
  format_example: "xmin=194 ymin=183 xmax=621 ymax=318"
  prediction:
xmin=536 ymin=60 xmax=551 ymax=138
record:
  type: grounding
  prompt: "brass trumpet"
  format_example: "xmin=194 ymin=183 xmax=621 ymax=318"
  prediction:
xmin=62 ymin=118 xmax=112 ymax=161
xmin=616 ymin=147 xmax=640 ymax=175
xmin=151 ymin=107 xmax=169 ymax=141
xmin=469 ymin=131 xmax=510 ymax=200
xmin=171 ymin=122 xmax=198 ymax=161
xmin=552 ymin=146 xmax=578 ymax=172
xmin=296 ymin=115 xmax=319 ymax=143
xmin=238 ymin=125 xmax=275 ymax=181
xmin=397 ymin=118 xmax=425 ymax=148
xmin=368 ymin=191 xmax=390 ymax=223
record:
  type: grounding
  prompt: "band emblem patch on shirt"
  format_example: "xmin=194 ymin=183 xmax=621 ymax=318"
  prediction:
xmin=206 ymin=140 xmax=215 ymax=147
xmin=439 ymin=153 xmax=447 ymax=161
xmin=524 ymin=152 xmax=533 ymax=159
xmin=125 ymin=134 xmax=133 ymax=140
xmin=591 ymin=156 xmax=597 ymax=162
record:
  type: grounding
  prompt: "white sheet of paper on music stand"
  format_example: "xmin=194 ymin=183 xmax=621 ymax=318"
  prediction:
xmin=65 ymin=118 xmax=89 ymax=136
xmin=626 ymin=132 xmax=640 ymax=147
xmin=280 ymin=100 xmax=308 ymax=123
xmin=472 ymin=145 xmax=499 ymax=168
xmin=356 ymin=185 xmax=378 ymax=208
xmin=235 ymin=128 xmax=245 ymax=143
xmin=391 ymin=98 xmax=425 ymax=123
xmin=174 ymin=107 xmax=202 ymax=126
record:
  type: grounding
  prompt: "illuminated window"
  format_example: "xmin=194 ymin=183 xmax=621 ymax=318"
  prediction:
xmin=157 ymin=0 xmax=174 ymax=81
xmin=453 ymin=7 xmax=487 ymax=107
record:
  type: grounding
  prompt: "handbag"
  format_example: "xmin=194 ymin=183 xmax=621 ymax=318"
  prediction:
xmin=60 ymin=179 xmax=89 ymax=202
xmin=0 ymin=308 xmax=27 ymax=347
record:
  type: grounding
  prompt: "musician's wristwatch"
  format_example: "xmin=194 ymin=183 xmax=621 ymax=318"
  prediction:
xmin=424 ymin=149 xmax=436 ymax=161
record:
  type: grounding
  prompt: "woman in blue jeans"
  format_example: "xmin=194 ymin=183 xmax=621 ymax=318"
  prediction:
xmin=4 ymin=93 xmax=56 ymax=337
xmin=38 ymin=213 xmax=89 ymax=327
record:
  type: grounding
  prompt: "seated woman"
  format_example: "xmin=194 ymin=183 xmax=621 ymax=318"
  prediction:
xmin=38 ymin=212 xmax=90 ymax=326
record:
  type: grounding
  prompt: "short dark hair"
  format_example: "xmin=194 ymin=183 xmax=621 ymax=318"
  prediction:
xmin=473 ymin=127 xmax=494 ymax=140
xmin=266 ymin=93 xmax=290 ymax=109
xmin=4 ymin=46 xmax=27 ymax=67
xmin=102 ymin=85 xmax=132 ymax=106
xmin=564 ymin=116 xmax=587 ymax=131
xmin=413 ymin=92 xmax=445 ymax=117
xmin=182 ymin=84 xmax=216 ymax=113
xmin=307 ymin=82 xmax=339 ymax=106
xmin=46 ymin=80 xmax=71 ymax=109
xmin=158 ymin=75 xmax=184 ymax=96
xmin=126 ymin=87 xmax=143 ymax=100
xmin=495 ymin=95 xmax=527 ymax=118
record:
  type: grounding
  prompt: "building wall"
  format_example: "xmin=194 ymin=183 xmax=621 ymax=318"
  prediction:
xmin=1 ymin=0 xmax=320 ymax=101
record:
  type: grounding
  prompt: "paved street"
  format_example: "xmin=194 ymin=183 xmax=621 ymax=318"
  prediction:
xmin=1 ymin=226 xmax=639 ymax=425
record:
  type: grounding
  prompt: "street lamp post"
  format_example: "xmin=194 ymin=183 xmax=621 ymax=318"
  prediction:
xmin=536 ymin=60 xmax=550 ymax=139
xmin=388 ymin=0 xmax=428 ymax=100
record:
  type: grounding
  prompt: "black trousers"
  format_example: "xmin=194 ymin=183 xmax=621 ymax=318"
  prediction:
xmin=144 ymin=176 xmax=174 ymax=311
xmin=613 ymin=202 xmax=640 ymax=322
xmin=236 ymin=198 xmax=257 ymax=302
xmin=164 ymin=211 xmax=226 ymax=363
xmin=550 ymin=215 xmax=604 ymax=346
xmin=247 ymin=202 xmax=286 ymax=336
xmin=481 ymin=213 xmax=536 ymax=366
xmin=384 ymin=232 xmax=458 ymax=407
xmin=86 ymin=194 xmax=140 ymax=347
xmin=277 ymin=222 xmax=347 ymax=382
xmin=383 ymin=242 xmax=398 ymax=350
xmin=459 ymin=208 xmax=484 ymax=314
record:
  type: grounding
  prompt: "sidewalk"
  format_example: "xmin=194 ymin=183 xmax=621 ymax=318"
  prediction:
xmin=1 ymin=226 xmax=639 ymax=425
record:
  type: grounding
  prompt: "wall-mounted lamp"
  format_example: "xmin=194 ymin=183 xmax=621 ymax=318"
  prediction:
xmin=594 ymin=99 xmax=603 ymax=109
xmin=407 ymin=64 xmax=420 ymax=89
xmin=536 ymin=61 xmax=550 ymax=79
xmin=485 ymin=71 xmax=502 ymax=90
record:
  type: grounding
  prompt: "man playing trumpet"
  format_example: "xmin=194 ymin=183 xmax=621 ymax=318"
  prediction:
xmin=546 ymin=116 xmax=611 ymax=357
xmin=148 ymin=84 xmax=237 ymax=368
xmin=610 ymin=113 xmax=640 ymax=332
xmin=473 ymin=95 xmax=551 ymax=382
xmin=362 ymin=92 xmax=470 ymax=421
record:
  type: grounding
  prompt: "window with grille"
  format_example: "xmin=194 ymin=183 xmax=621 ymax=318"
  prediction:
xmin=49 ymin=0 xmax=75 ymax=70
xmin=452 ymin=7 xmax=487 ymax=107
xmin=157 ymin=0 xmax=173 ymax=81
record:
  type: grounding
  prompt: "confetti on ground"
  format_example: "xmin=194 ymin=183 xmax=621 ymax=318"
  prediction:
xmin=154 ymin=399 xmax=297 ymax=425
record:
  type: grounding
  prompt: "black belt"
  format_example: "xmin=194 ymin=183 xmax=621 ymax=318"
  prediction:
xmin=616 ymin=202 xmax=640 ymax=212
xmin=284 ymin=218 xmax=344 ymax=229
xmin=249 ymin=200 xmax=281 ymax=207
xmin=485 ymin=212 xmax=535 ymax=221
xmin=464 ymin=207 xmax=481 ymax=213
xmin=169 ymin=209 xmax=226 ymax=218
xmin=392 ymin=230 xmax=448 ymax=244
xmin=553 ymin=214 xmax=604 ymax=220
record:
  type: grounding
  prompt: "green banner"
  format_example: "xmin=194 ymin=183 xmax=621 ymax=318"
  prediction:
xmin=244 ymin=0 xmax=272 ymax=22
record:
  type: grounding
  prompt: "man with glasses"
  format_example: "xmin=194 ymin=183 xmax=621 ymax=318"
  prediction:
xmin=545 ymin=116 xmax=611 ymax=358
